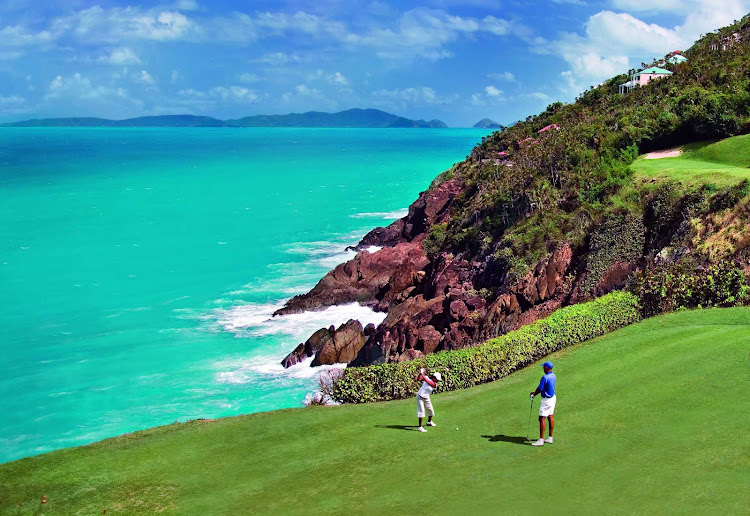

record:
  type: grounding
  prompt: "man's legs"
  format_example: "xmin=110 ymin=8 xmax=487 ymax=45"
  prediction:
xmin=418 ymin=417 xmax=424 ymax=427
xmin=548 ymin=415 xmax=554 ymax=437
xmin=538 ymin=415 xmax=545 ymax=439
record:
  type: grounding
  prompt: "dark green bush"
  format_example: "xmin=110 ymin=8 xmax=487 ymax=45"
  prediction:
xmin=331 ymin=291 xmax=641 ymax=403
xmin=630 ymin=261 xmax=749 ymax=317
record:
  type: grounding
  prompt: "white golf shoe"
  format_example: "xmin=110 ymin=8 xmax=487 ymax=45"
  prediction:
xmin=418 ymin=426 xmax=427 ymax=432
xmin=544 ymin=437 xmax=553 ymax=444
xmin=531 ymin=438 xmax=544 ymax=446
xmin=426 ymin=421 xmax=436 ymax=427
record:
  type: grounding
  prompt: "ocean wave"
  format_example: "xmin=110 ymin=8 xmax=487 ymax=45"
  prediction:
xmin=215 ymin=355 xmax=347 ymax=385
xmin=212 ymin=302 xmax=385 ymax=385
xmin=215 ymin=231 xmax=374 ymax=306
xmin=198 ymin=230 xmax=387 ymax=390
xmin=350 ymin=208 xmax=408 ymax=219
xmin=215 ymin=301 xmax=386 ymax=339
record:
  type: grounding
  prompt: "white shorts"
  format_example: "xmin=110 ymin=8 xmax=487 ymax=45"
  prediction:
xmin=417 ymin=396 xmax=434 ymax=418
xmin=539 ymin=395 xmax=556 ymax=417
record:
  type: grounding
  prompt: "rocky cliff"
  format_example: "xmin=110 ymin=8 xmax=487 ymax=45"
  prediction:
xmin=280 ymin=16 xmax=750 ymax=368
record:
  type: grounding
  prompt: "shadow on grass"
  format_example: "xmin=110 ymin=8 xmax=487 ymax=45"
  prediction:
xmin=375 ymin=425 xmax=419 ymax=431
xmin=481 ymin=434 xmax=529 ymax=445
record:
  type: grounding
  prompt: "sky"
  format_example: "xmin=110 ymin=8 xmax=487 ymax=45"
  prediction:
xmin=0 ymin=0 xmax=747 ymax=126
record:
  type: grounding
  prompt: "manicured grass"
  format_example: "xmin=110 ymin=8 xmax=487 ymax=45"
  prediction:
xmin=632 ymin=134 xmax=750 ymax=186
xmin=1 ymin=308 xmax=749 ymax=515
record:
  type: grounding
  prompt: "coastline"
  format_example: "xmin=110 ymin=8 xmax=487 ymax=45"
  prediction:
xmin=0 ymin=127 xmax=492 ymax=464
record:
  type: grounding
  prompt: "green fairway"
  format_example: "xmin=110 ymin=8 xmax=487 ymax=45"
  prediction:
xmin=2 ymin=308 xmax=749 ymax=515
xmin=632 ymin=134 xmax=750 ymax=185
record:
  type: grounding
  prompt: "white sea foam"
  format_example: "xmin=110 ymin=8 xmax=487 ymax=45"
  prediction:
xmin=216 ymin=301 xmax=386 ymax=339
xmin=200 ymin=228 xmax=388 ymax=391
xmin=351 ymin=208 xmax=408 ymax=219
xmin=212 ymin=302 xmax=384 ymax=385
xmin=215 ymin=355 xmax=348 ymax=385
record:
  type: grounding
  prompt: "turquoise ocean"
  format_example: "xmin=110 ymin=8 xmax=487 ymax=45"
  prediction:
xmin=0 ymin=127 xmax=489 ymax=463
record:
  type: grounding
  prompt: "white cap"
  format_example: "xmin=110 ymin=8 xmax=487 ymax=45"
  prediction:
xmin=433 ymin=372 xmax=442 ymax=382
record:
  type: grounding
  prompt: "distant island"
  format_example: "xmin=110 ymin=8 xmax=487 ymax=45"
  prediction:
xmin=473 ymin=118 xmax=501 ymax=129
xmin=1 ymin=109 xmax=448 ymax=129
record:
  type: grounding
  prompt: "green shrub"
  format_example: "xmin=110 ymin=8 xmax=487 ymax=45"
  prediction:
xmin=630 ymin=261 xmax=749 ymax=317
xmin=423 ymin=223 xmax=447 ymax=257
xmin=331 ymin=291 xmax=641 ymax=403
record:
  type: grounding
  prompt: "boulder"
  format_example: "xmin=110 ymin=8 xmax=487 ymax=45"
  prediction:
xmin=311 ymin=320 xmax=367 ymax=366
xmin=280 ymin=326 xmax=334 ymax=368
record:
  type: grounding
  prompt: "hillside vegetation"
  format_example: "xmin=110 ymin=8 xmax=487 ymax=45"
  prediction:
xmin=272 ymin=16 xmax=750 ymax=369
xmin=1 ymin=308 xmax=748 ymax=514
xmin=443 ymin=17 xmax=750 ymax=281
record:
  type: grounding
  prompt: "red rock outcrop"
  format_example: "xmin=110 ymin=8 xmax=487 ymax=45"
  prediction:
xmin=281 ymin=320 xmax=374 ymax=368
xmin=349 ymin=242 xmax=575 ymax=365
xmin=274 ymin=241 xmax=429 ymax=316
xmin=355 ymin=179 xmax=463 ymax=249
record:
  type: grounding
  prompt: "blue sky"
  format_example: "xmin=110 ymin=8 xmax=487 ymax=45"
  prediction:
xmin=0 ymin=0 xmax=747 ymax=126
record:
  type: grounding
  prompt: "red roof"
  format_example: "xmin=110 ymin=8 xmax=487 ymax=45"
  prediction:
xmin=538 ymin=124 xmax=560 ymax=134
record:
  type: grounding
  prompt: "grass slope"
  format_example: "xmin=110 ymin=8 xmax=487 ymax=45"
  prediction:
xmin=632 ymin=134 xmax=750 ymax=186
xmin=2 ymin=308 xmax=749 ymax=515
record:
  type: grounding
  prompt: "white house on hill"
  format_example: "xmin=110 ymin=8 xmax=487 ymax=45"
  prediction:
xmin=619 ymin=67 xmax=673 ymax=94
xmin=667 ymin=51 xmax=688 ymax=64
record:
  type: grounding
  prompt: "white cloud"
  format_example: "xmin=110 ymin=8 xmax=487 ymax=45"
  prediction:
xmin=99 ymin=47 xmax=141 ymax=65
xmin=44 ymin=72 xmax=129 ymax=101
xmin=472 ymin=85 xmax=507 ymax=105
xmin=238 ymin=72 xmax=259 ymax=83
xmin=178 ymin=85 xmax=258 ymax=103
xmin=0 ymin=94 xmax=25 ymax=105
xmin=294 ymin=84 xmax=323 ymax=97
xmin=170 ymin=69 xmax=182 ymax=84
xmin=487 ymin=71 xmax=516 ymax=82
xmin=210 ymin=10 xmax=348 ymax=44
xmin=256 ymin=52 xmax=302 ymax=66
xmin=0 ymin=25 xmax=58 ymax=47
xmin=551 ymin=3 xmax=750 ymax=95
xmin=610 ymin=0 xmax=683 ymax=11
xmin=347 ymin=8 xmax=525 ymax=61
xmin=372 ymin=86 xmax=455 ymax=105
xmin=0 ymin=94 xmax=29 ymax=114
xmin=132 ymin=69 xmax=155 ymax=85
xmin=53 ymin=6 xmax=195 ymax=43
xmin=327 ymin=72 xmax=348 ymax=86
xmin=485 ymin=85 xmax=502 ymax=97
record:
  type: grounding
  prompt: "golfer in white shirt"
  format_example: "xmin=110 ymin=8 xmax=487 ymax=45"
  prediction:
xmin=416 ymin=368 xmax=441 ymax=432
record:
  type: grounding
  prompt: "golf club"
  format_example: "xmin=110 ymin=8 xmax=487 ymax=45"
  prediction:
xmin=526 ymin=395 xmax=535 ymax=442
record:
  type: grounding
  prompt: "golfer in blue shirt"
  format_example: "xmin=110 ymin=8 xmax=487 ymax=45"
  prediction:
xmin=530 ymin=361 xmax=556 ymax=446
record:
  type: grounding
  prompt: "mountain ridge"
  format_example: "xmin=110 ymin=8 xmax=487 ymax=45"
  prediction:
xmin=473 ymin=118 xmax=501 ymax=128
xmin=0 ymin=109 xmax=448 ymax=128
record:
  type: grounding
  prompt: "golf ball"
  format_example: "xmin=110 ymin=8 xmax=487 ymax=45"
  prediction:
xmin=456 ymin=427 xmax=459 ymax=430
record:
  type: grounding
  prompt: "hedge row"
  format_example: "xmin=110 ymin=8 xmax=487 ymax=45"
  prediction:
xmin=330 ymin=291 xmax=641 ymax=403
xmin=630 ymin=261 xmax=749 ymax=317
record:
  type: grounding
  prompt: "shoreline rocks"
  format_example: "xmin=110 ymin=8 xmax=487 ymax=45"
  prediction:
xmin=281 ymin=320 xmax=375 ymax=368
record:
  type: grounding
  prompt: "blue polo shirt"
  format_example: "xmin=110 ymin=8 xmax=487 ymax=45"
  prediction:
xmin=538 ymin=372 xmax=556 ymax=398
